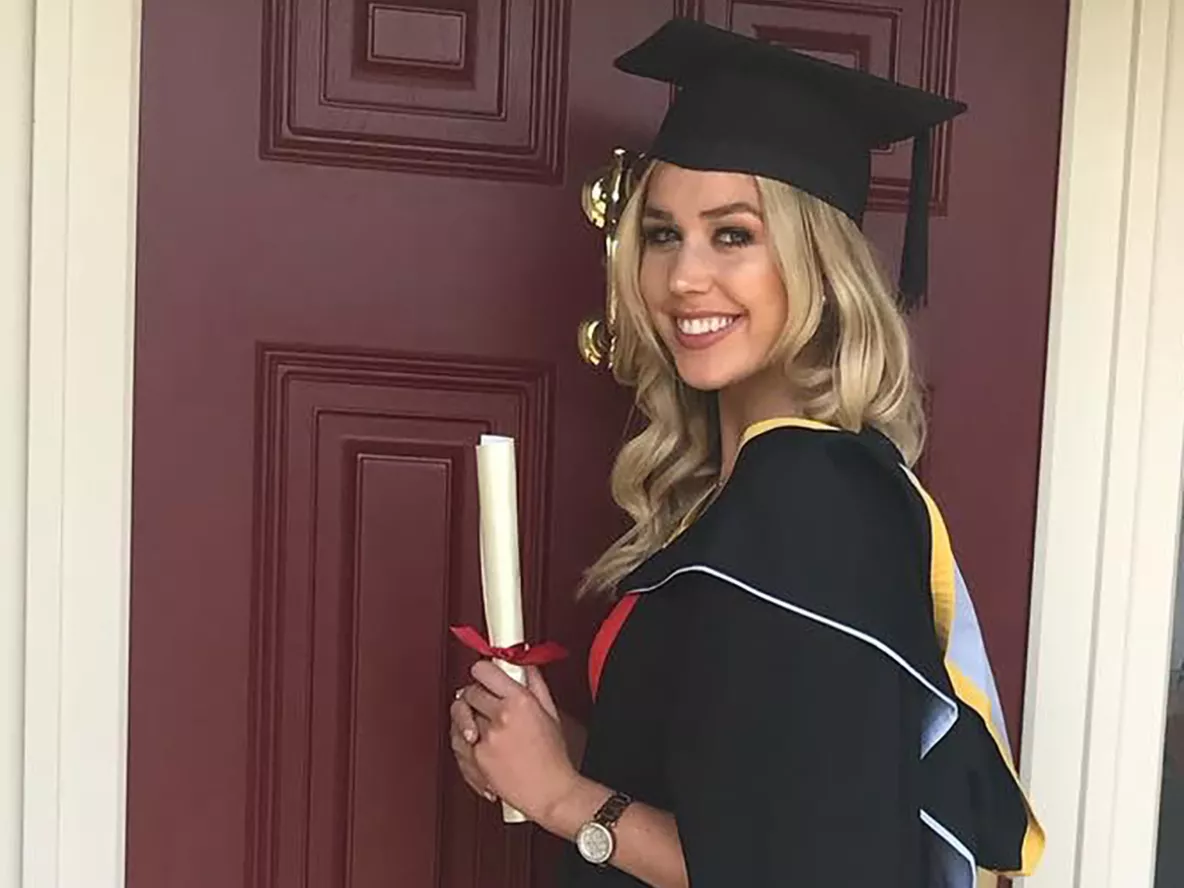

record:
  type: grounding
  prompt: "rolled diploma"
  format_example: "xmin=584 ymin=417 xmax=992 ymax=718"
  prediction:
xmin=475 ymin=434 xmax=528 ymax=823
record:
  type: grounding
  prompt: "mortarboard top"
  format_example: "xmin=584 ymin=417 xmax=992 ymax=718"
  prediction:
xmin=613 ymin=18 xmax=968 ymax=307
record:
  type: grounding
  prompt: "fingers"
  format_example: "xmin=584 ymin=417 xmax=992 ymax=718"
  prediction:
xmin=470 ymin=659 xmax=525 ymax=698
xmin=524 ymin=666 xmax=559 ymax=719
xmin=449 ymin=699 xmax=498 ymax=803
xmin=459 ymin=684 xmax=504 ymax=722
xmin=449 ymin=695 xmax=480 ymax=744
xmin=450 ymin=732 xmax=497 ymax=802
xmin=467 ymin=661 xmax=562 ymax=725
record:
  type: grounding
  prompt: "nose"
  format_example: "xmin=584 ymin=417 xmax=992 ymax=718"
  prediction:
xmin=669 ymin=238 xmax=713 ymax=298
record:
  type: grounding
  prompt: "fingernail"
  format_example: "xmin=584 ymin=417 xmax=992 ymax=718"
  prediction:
xmin=464 ymin=729 xmax=477 ymax=743
xmin=484 ymin=791 xmax=497 ymax=802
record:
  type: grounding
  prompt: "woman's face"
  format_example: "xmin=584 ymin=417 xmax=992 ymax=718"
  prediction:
xmin=638 ymin=164 xmax=788 ymax=392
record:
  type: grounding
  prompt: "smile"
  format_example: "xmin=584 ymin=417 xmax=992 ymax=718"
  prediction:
xmin=672 ymin=314 xmax=742 ymax=350
xmin=675 ymin=315 xmax=738 ymax=335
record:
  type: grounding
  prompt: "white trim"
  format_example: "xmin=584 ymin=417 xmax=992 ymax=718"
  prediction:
xmin=631 ymin=563 xmax=960 ymax=752
xmin=920 ymin=809 xmax=977 ymax=874
xmin=633 ymin=564 xmax=1004 ymax=882
xmin=23 ymin=0 xmax=142 ymax=885
xmin=633 ymin=562 xmax=1024 ymax=886
xmin=1020 ymin=0 xmax=1184 ymax=886
xmin=0 ymin=1 xmax=34 ymax=884
xmin=1090 ymin=2 xmax=1184 ymax=882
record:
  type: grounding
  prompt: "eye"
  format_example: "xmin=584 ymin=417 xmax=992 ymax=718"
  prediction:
xmin=642 ymin=225 xmax=680 ymax=248
xmin=715 ymin=226 xmax=754 ymax=248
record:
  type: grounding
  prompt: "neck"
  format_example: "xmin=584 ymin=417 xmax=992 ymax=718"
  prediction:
xmin=715 ymin=366 xmax=801 ymax=480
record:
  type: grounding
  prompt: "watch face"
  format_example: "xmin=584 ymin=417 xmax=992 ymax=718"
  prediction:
xmin=576 ymin=821 xmax=614 ymax=865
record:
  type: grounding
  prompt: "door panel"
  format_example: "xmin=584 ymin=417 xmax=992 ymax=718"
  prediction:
xmin=127 ymin=1 xmax=1068 ymax=885
xmin=248 ymin=351 xmax=555 ymax=888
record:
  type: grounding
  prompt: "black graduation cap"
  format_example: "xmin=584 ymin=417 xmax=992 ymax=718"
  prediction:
xmin=614 ymin=18 xmax=968 ymax=308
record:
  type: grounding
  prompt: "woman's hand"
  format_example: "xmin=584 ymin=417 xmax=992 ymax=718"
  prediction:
xmin=453 ymin=664 xmax=688 ymax=887
xmin=461 ymin=661 xmax=580 ymax=824
xmin=449 ymin=689 xmax=498 ymax=803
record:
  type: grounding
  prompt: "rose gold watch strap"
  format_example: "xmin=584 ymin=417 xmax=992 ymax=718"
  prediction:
xmin=593 ymin=791 xmax=633 ymax=828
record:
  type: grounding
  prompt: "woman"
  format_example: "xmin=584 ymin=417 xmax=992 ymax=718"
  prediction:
xmin=449 ymin=19 xmax=1043 ymax=888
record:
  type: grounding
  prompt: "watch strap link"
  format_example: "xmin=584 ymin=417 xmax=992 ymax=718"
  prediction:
xmin=593 ymin=790 xmax=633 ymax=828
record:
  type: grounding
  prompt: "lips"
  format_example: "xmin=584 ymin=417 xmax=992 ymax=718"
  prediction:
xmin=671 ymin=313 xmax=742 ymax=350
xmin=676 ymin=315 xmax=737 ymax=335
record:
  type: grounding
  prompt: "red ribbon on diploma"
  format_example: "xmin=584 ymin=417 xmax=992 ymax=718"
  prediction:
xmin=449 ymin=625 xmax=569 ymax=666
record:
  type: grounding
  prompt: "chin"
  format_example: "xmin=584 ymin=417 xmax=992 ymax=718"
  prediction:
xmin=672 ymin=358 xmax=745 ymax=392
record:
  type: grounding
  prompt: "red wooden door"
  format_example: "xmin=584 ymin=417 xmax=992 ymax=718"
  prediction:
xmin=126 ymin=1 xmax=1068 ymax=886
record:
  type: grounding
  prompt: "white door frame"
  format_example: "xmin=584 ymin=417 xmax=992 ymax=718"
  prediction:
xmin=3 ymin=0 xmax=1182 ymax=886
xmin=0 ymin=1 xmax=35 ymax=885
xmin=1020 ymin=0 xmax=1184 ymax=885
xmin=11 ymin=0 xmax=142 ymax=885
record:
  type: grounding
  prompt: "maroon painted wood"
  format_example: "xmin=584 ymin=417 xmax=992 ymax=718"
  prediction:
xmin=127 ymin=1 xmax=1069 ymax=885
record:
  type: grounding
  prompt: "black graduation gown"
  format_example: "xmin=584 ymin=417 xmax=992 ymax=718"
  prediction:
xmin=558 ymin=419 xmax=1042 ymax=888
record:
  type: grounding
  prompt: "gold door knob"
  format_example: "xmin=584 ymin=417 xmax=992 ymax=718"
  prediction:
xmin=579 ymin=147 xmax=643 ymax=369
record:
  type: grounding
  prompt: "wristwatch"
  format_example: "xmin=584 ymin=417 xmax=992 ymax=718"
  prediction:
xmin=575 ymin=790 xmax=633 ymax=866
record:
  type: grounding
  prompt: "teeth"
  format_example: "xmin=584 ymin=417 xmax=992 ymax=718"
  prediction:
xmin=676 ymin=315 xmax=736 ymax=335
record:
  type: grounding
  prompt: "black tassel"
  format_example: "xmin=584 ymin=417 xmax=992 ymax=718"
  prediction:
xmin=898 ymin=128 xmax=932 ymax=311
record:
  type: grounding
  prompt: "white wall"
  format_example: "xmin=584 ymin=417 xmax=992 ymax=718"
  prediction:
xmin=20 ymin=1 xmax=141 ymax=885
xmin=0 ymin=1 xmax=33 ymax=884
xmin=1022 ymin=1 xmax=1184 ymax=887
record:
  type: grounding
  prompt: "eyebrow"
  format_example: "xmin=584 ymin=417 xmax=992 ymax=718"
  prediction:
xmin=643 ymin=201 xmax=763 ymax=221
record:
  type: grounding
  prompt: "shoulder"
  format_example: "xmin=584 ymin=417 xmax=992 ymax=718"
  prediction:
xmin=735 ymin=419 xmax=904 ymax=481
xmin=722 ymin=421 xmax=929 ymax=557
xmin=617 ymin=420 xmax=949 ymax=720
xmin=647 ymin=421 xmax=943 ymax=678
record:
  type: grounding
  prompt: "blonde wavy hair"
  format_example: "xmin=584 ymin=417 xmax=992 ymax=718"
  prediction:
xmin=579 ymin=162 xmax=927 ymax=597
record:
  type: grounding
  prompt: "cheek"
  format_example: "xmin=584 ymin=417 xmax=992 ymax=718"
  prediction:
xmin=638 ymin=251 xmax=670 ymax=316
xmin=760 ymin=272 xmax=789 ymax=331
xmin=730 ymin=261 xmax=788 ymax=332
